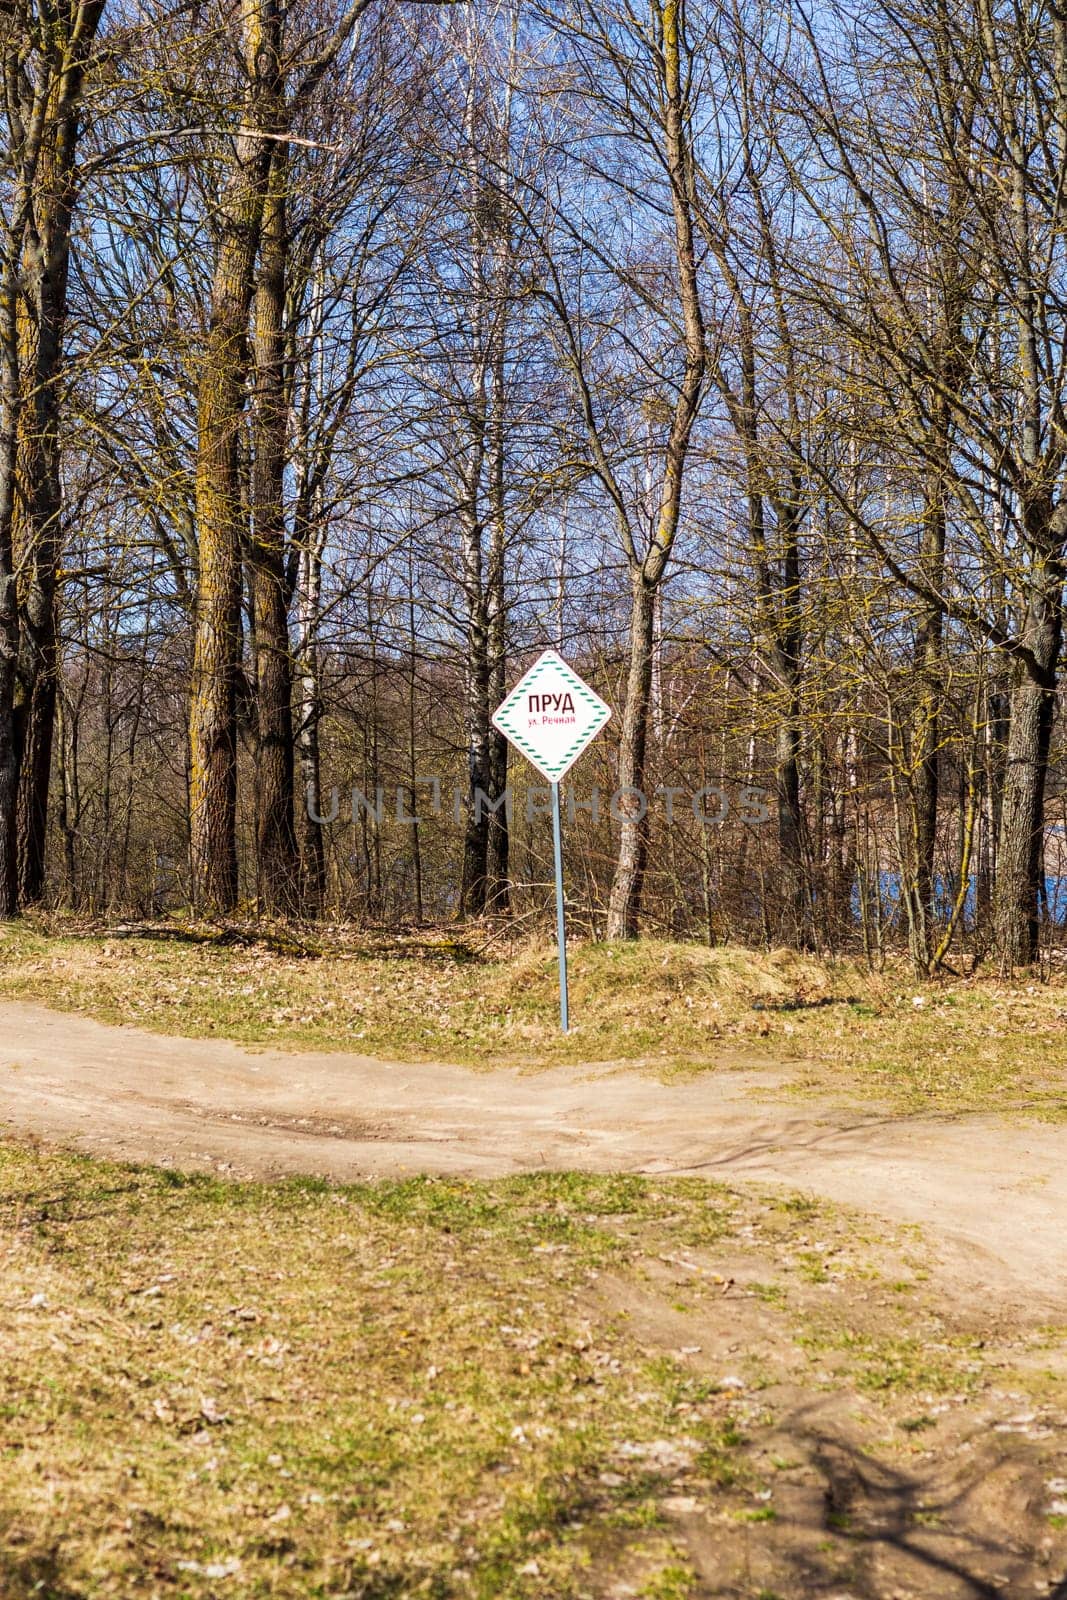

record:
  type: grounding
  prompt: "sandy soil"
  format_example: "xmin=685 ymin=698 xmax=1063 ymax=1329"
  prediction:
xmin=1 ymin=998 xmax=1065 ymax=1311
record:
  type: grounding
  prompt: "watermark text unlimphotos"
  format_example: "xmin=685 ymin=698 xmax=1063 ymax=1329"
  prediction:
xmin=307 ymin=780 xmax=772 ymax=827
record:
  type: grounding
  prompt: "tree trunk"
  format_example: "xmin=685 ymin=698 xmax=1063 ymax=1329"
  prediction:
xmin=459 ymin=508 xmax=491 ymax=918
xmin=485 ymin=315 xmax=509 ymax=912
xmin=606 ymin=574 xmax=654 ymax=938
xmin=906 ymin=493 xmax=946 ymax=972
xmin=769 ymin=499 xmax=810 ymax=947
xmin=406 ymin=569 xmax=423 ymax=924
xmin=56 ymin=679 xmax=78 ymax=907
xmin=486 ymin=686 xmax=509 ymax=908
xmin=16 ymin=670 xmax=56 ymax=902
xmin=775 ymin=706 xmax=808 ymax=944
xmin=994 ymin=570 xmax=1062 ymax=966
xmin=13 ymin=322 xmax=62 ymax=906
xmin=188 ymin=0 xmax=281 ymax=914
xmin=250 ymin=150 xmax=298 ymax=915
xmin=296 ymin=533 xmax=327 ymax=915
xmin=0 ymin=267 xmax=19 ymax=918
xmin=976 ymin=669 xmax=1009 ymax=944
xmin=10 ymin=8 xmax=102 ymax=904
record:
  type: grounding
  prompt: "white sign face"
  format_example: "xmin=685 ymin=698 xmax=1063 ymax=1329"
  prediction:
xmin=492 ymin=649 xmax=612 ymax=784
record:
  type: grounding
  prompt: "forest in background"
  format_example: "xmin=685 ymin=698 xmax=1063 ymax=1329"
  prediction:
xmin=3 ymin=0 xmax=1067 ymax=975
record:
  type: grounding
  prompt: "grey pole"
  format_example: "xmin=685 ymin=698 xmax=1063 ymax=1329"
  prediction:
xmin=551 ymin=780 xmax=569 ymax=1032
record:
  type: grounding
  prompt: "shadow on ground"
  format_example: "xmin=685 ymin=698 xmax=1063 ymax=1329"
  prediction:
xmin=653 ymin=1409 xmax=1067 ymax=1599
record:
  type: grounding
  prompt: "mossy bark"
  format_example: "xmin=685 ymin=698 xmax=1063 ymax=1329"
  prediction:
xmin=188 ymin=0 xmax=282 ymax=913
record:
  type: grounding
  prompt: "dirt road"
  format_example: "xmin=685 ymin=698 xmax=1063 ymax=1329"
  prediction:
xmin=1 ymin=998 xmax=1064 ymax=1307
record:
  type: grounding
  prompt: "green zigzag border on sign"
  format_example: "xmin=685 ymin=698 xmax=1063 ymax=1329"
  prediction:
xmin=492 ymin=654 xmax=611 ymax=779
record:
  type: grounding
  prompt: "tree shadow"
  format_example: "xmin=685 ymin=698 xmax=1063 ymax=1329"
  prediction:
xmin=679 ymin=1408 xmax=1066 ymax=1598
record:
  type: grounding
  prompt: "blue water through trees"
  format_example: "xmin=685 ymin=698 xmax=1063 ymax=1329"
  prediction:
xmin=852 ymin=875 xmax=1067 ymax=927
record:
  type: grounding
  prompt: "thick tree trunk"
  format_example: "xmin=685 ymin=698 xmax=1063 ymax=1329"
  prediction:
xmin=13 ymin=355 xmax=62 ymax=906
xmin=189 ymin=317 xmax=246 ymax=916
xmin=10 ymin=22 xmax=100 ymax=905
xmin=993 ymin=570 xmax=1062 ymax=966
xmin=13 ymin=335 xmax=62 ymax=906
xmin=189 ymin=0 xmax=280 ymax=914
xmin=606 ymin=575 xmax=654 ymax=938
xmin=250 ymin=152 xmax=297 ymax=915
xmin=0 ymin=305 xmax=18 ymax=918
xmin=991 ymin=77 xmax=1062 ymax=966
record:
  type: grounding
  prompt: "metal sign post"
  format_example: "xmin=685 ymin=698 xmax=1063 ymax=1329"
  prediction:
xmin=551 ymin=781 xmax=569 ymax=1032
xmin=492 ymin=650 xmax=611 ymax=1033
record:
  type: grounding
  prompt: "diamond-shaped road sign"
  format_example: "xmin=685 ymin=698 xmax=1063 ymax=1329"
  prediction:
xmin=492 ymin=650 xmax=611 ymax=784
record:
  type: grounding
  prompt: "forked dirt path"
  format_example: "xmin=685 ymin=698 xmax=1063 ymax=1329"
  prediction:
xmin=1 ymin=998 xmax=1065 ymax=1309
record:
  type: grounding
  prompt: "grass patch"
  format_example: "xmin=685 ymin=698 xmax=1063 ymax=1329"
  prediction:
xmin=797 ymin=1326 xmax=982 ymax=1396
xmin=638 ymin=1565 xmax=696 ymax=1598
xmin=0 ymin=1144 xmax=760 ymax=1599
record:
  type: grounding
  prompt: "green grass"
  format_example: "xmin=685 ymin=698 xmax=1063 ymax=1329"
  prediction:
xmin=638 ymin=1565 xmax=696 ymax=1598
xmin=796 ymin=1326 xmax=982 ymax=1396
xmin=2 ymin=919 xmax=1067 ymax=1114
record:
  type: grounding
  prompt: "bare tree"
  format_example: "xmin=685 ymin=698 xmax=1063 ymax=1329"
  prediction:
xmin=529 ymin=0 xmax=708 ymax=937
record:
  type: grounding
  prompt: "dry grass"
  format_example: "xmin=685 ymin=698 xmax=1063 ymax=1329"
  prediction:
xmin=1 ymin=920 xmax=1066 ymax=1114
